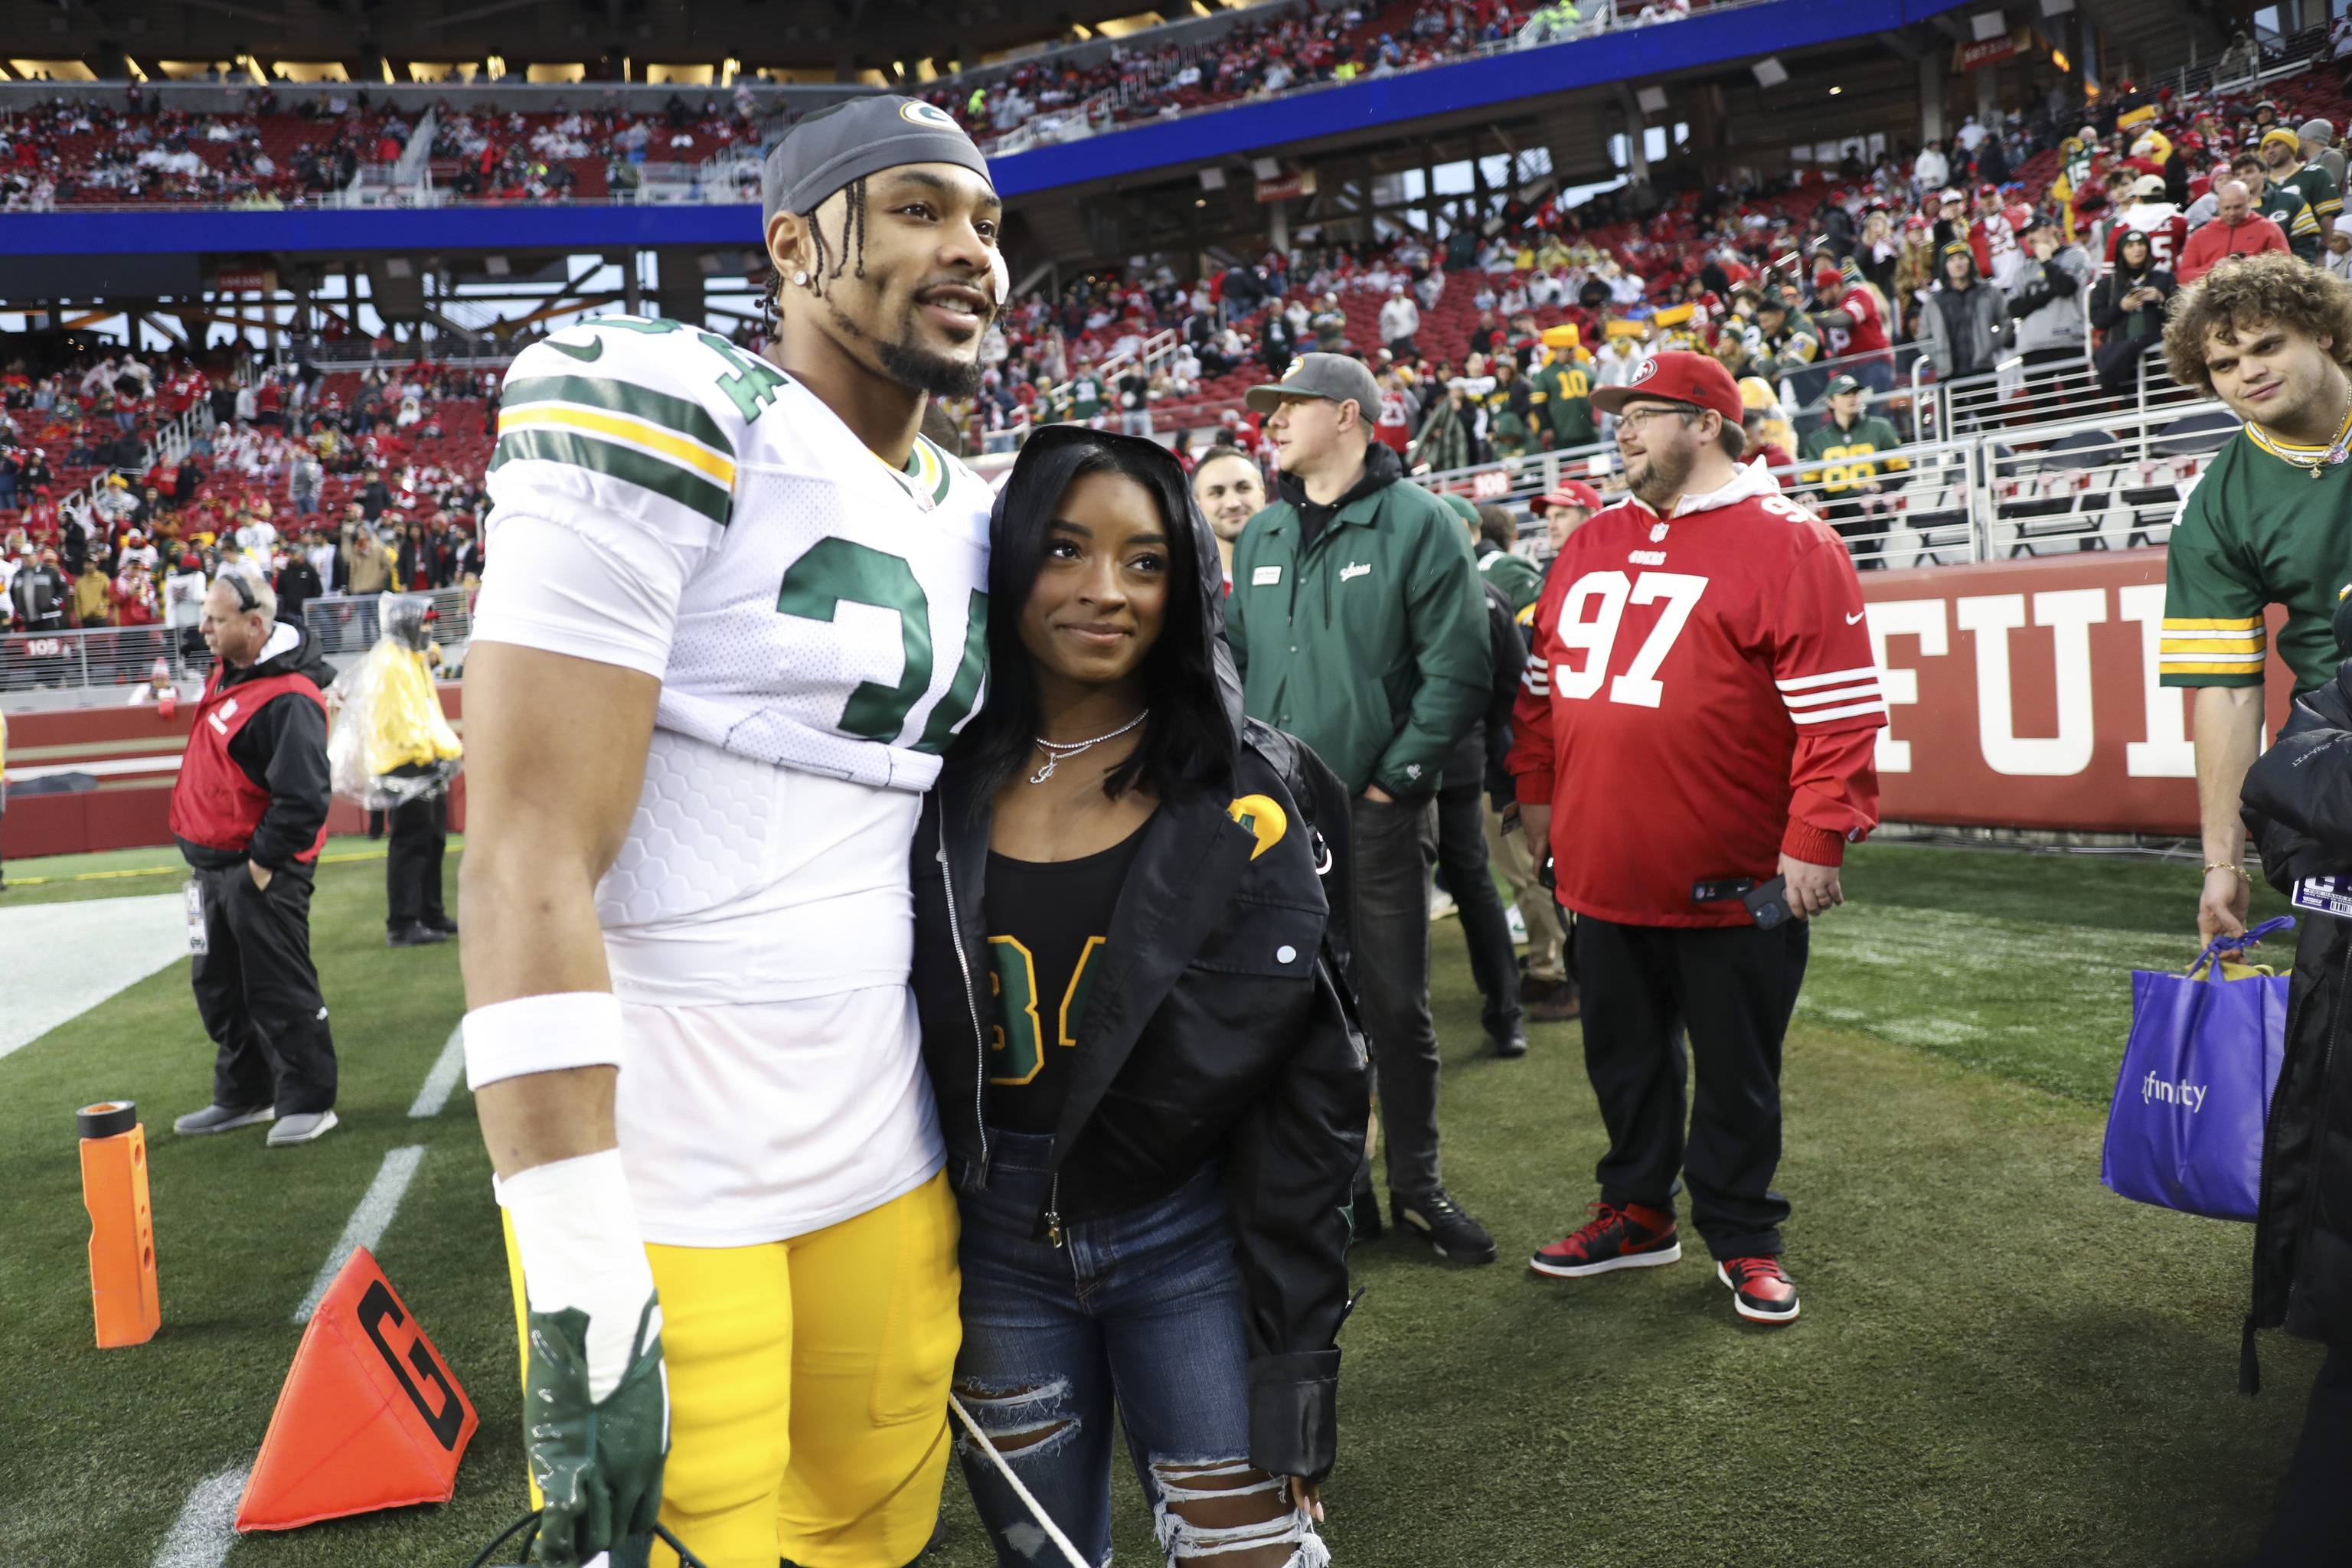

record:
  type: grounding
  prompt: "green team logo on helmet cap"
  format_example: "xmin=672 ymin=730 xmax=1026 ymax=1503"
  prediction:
xmin=901 ymin=100 xmax=960 ymax=129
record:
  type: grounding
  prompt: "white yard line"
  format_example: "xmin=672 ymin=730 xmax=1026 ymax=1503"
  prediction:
xmin=0 ymin=893 xmax=188 ymax=1062
xmin=408 ymin=1024 xmax=466 ymax=1119
xmin=292 ymin=1145 xmax=426 ymax=1325
xmin=148 ymin=1466 xmax=249 ymax=1568
xmin=149 ymin=1018 xmax=464 ymax=1565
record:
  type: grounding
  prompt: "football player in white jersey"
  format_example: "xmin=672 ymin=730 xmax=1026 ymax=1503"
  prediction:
xmin=458 ymin=96 xmax=1001 ymax=1568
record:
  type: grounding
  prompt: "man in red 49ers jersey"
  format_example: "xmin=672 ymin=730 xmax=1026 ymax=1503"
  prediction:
xmin=1507 ymin=351 xmax=1884 ymax=1327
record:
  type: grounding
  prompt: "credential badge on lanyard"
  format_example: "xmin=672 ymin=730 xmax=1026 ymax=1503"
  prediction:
xmin=185 ymin=878 xmax=208 ymax=956
xmin=2292 ymin=875 xmax=2352 ymax=918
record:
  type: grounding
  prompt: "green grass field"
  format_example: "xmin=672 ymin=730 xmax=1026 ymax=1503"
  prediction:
xmin=0 ymin=839 xmax=2314 ymax=1566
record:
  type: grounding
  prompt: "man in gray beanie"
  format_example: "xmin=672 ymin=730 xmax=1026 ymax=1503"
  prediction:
xmin=2300 ymin=116 xmax=2346 ymax=204
xmin=457 ymin=93 xmax=1002 ymax=1568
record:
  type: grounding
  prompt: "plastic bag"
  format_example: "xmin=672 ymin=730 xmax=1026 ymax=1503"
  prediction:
xmin=328 ymin=619 xmax=462 ymax=810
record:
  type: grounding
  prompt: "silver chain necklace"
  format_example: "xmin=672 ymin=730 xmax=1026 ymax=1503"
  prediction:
xmin=1029 ymin=710 xmax=1148 ymax=784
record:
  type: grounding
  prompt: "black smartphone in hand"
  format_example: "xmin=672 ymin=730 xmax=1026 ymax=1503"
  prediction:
xmin=1743 ymin=876 xmax=1792 ymax=929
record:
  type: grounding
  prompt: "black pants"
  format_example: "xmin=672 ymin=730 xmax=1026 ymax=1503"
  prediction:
xmin=387 ymin=791 xmax=449 ymax=931
xmin=191 ymin=862 xmax=337 ymax=1116
xmin=1436 ymin=780 xmax=1520 ymax=1038
xmin=1351 ymin=794 xmax=1444 ymax=1195
xmin=2247 ymin=1347 xmax=2352 ymax=1565
xmin=1573 ymin=915 xmax=1808 ymax=1259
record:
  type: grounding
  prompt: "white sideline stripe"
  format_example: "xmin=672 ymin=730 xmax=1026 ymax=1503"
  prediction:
xmin=152 ymin=1033 xmax=456 ymax=1563
xmin=149 ymin=1465 xmax=248 ymax=1568
xmin=0 ymin=893 xmax=188 ymax=1063
xmin=292 ymin=1145 xmax=426 ymax=1325
xmin=407 ymin=1025 xmax=466 ymax=1119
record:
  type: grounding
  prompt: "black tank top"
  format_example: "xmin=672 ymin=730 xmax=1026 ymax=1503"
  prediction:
xmin=982 ymin=818 xmax=1150 ymax=1135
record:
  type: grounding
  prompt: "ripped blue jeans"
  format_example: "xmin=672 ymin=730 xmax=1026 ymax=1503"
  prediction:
xmin=951 ymin=1129 xmax=1325 ymax=1568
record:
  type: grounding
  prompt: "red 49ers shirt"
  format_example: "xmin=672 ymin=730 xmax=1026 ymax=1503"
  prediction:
xmin=1507 ymin=460 xmax=1886 ymax=927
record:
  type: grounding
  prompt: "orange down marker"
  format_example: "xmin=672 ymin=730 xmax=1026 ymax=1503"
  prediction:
xmin=79 ymin=1101 xmax=161 ymax=1348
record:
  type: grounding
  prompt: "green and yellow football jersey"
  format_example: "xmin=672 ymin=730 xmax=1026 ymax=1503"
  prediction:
xmin=2161 ymin=418 xmax=2352 ymax=694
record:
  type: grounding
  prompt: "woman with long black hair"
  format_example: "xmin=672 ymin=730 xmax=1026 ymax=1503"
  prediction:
xmin=910 ymin=425 xmax=1367 ymax=1567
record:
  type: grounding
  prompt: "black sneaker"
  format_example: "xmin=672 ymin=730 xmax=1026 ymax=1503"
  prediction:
xmin=1348 ymin=1184 xmax=1383 ymax=1244
xmin=423 ymin=914 xmax=459 ymax=935
xmin=387 ymin=923 xmax=449 ymax=947
xmin=1390 ymin=1187 xmax=1497 ymax=1264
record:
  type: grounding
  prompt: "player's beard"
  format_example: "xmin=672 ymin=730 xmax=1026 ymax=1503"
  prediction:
xmin=823 ymin=285 xmax=987 ymax=399
xmin=1627 ymin=432 xmax=1696 ymax=509
xmin=877 ymin=335 xmax=985 ymax=399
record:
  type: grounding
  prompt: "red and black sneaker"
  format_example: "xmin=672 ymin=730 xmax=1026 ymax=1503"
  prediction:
xmin=1715 ymin=1255 xmax=1800 ymax=1324
xmin=1528 ymin=1201 xmax=1681 ymax=1279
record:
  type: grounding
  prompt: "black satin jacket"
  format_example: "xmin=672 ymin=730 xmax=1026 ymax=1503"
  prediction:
xmin=910 ymin=717 xmax=1367 ymax=1481
xmin=2241 ymin=662 xmax=2352 ymax=1383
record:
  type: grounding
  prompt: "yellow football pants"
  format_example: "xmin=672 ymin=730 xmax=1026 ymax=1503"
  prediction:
xmin=505 ymin=1170 xmax=962 ymax=1568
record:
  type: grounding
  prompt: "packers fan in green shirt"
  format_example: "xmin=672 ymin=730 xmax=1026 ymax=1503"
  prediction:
xmin=2263 ymin=125 xmax=2344 ymax=229
xmin=1526 ymin=342 xmax=1596 ymax=449
xmin=1068 ymin=367 xmax=1106 ymax=424
xmin=2159 ymin=253 xmax=2352 ymax=951
xmin=2245 ymin=150 xmax=2326 ymax=263
xmin=1797 ymin=373 xmax=1909 ymax=565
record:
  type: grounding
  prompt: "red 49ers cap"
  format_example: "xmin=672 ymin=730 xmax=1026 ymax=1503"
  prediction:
xmin=1589 ymin=350 xmax=1744 ymax=426
xmin=1533 ymin=479 xmax=1604 ymax=513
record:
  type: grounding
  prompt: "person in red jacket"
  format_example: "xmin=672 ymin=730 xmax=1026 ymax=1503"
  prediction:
xmin=2179 ymin=181 xmax=2294 ymax=282
xmin=168 ymin=567 xmax=341 ymax=1146
xmin=1507 ymin=351 xmax=1885 ymax=1328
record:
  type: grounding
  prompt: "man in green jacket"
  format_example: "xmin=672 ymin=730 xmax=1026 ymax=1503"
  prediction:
xmin=1230 ymin=351 xmax=1497 ymax=1265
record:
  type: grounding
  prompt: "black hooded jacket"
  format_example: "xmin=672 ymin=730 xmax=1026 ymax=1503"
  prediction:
xmin=2239 ymin=659 xmax=2352 ymax=1382
xmin=175 ymin=618 xmax=337 ymax=876
xmin=908 ymin=445 xmax=1372 ymax=1483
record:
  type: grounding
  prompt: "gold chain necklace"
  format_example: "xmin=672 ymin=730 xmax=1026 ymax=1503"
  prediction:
xmin=2278 ymin=389 xmax=2352 ymax=480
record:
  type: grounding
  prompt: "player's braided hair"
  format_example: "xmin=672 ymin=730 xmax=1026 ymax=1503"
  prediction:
xmin=2164 ymin=250 xmax=2352 ymax=396
xmin=803 ymin=175 xmax=870 ymax=299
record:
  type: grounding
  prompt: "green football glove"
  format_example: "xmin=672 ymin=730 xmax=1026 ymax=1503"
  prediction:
xmin=526 ymin=1295 xmax=668 ymax=1568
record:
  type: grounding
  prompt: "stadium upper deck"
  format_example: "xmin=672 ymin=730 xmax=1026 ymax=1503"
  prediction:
xmin=5 ymin=0 xmax=1982 ymax=269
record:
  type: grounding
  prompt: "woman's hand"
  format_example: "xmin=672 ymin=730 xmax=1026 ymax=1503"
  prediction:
xmin=1288 ymin=1477 xmax=1324 ymax=1521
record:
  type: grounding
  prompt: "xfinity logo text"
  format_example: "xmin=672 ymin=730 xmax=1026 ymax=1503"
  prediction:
xmin=2142 ymin=1073 xmax=2208 ymax=1112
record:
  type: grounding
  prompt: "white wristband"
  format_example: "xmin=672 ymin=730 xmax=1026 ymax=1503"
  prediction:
xmin=463 ymin=991 xmax=626 ymax=1091
xmin=499 ymin=1149 xmax=658 ymax=1403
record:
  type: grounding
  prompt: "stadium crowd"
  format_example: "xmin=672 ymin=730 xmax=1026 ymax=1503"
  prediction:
xmin=0 ymin=82 xmax=769 ymax=209
xmin=951 ymin=60 xmax=2352 ymax=485
xmin=21 ymin=60 xmax=2352 ymax=1565
xmin=0 ymin=354 xmax=488 ymax=640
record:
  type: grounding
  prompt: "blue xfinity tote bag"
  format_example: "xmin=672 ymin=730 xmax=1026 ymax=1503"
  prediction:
xmin=2102 ymin=916 xmax=2296 ymax=1222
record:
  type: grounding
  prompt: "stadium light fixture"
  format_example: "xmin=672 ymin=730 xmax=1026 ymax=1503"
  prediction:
xmin=1635 ymin=85 xmax=1667 ymax=113
xmin=1970 ymin=10 xmax=2007 ymax=40
xmin=1200 ymin=167 xmax=1227 ymax=190
xmin=1751 ymin=56 xmax=1788 ymax=87
xmin=1253 ymin=157 xmax=1281 ymax=180
xmin=1829 ymin=85 xmax=1842 ymax=95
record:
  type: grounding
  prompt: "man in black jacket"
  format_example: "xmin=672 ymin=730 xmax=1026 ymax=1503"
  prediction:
xmin=274 ymin=546 xmax=324 ymax=624
xmin=168 ymin=567 xmax=341 ymax=1147
xmin=1434 ymin=493 xmax=1528 ymax=1057
xmin=11 ymin=547 xmax=72 ymax=633
xmin=2237 ymin=591 xmax=2352 ymax=1564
